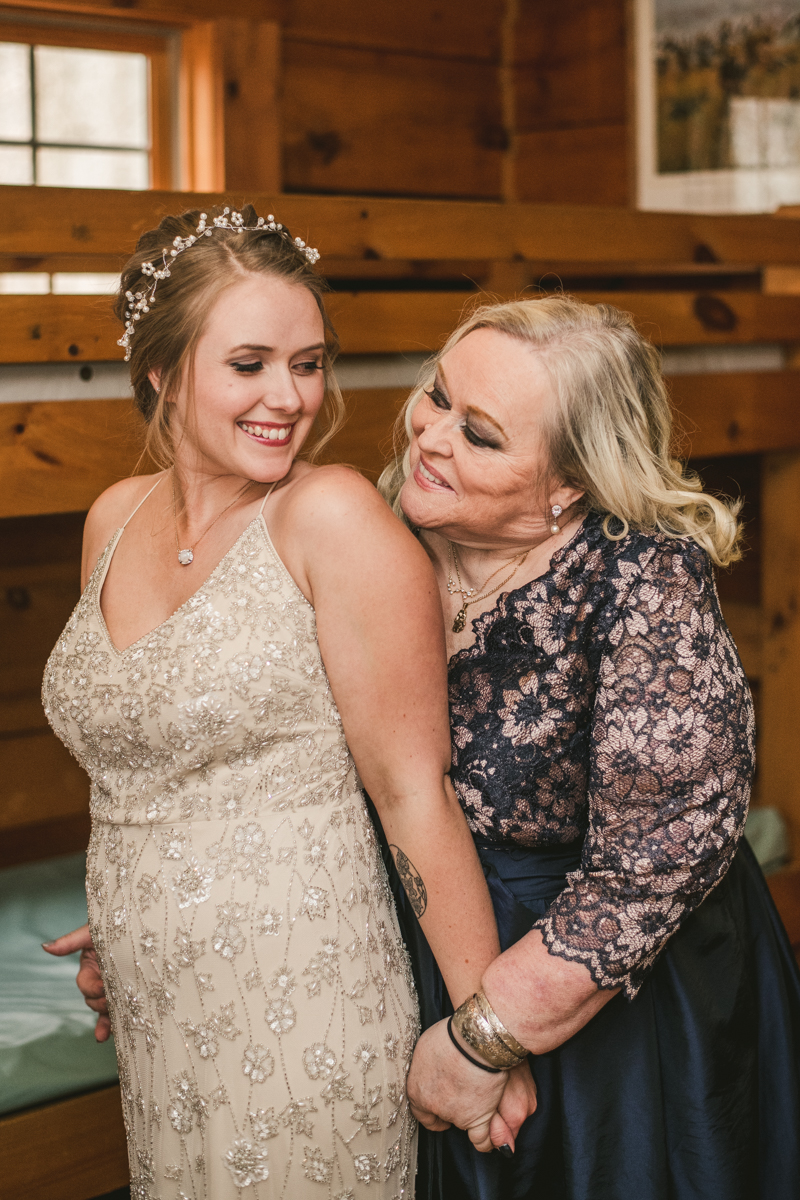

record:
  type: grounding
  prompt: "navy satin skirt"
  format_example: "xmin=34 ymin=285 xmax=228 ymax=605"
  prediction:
xmin=368 ymin=803 xmax=800 ymax=1200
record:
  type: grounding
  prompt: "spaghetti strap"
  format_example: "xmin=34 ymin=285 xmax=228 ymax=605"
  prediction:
xmin=123 ymin=475 xmax=164 ymax=528
xmin=258 ymin=481 xmax=279 ymax=516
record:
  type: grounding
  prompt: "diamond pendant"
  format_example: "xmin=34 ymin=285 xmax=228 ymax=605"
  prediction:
xmin=452 ymin=606 xmax=467 ymax=634
xmin=177 ymin=548 xmax=194 ymax=566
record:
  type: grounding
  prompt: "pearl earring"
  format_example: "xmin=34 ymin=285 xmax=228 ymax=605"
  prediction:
xmin=550 ymin=504 xmax=563 ymax=535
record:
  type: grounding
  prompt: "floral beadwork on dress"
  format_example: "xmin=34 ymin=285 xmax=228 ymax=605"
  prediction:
xmin=448 ymin=512 xmax=754 ymax=998
xmin=43 ymin=515 xmax=418 ymax=1198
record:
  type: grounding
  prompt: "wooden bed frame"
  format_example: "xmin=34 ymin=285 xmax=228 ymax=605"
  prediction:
xmin=2 ymin=187 xmax=800 ymax=1198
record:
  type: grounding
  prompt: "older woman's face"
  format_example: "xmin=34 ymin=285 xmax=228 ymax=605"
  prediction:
xmin=400 ymin=328 xmax=569 ymax=547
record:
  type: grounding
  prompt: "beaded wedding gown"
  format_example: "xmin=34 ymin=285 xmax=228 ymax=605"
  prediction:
xmin=42 ymin=487 xmax=418 ymax=1200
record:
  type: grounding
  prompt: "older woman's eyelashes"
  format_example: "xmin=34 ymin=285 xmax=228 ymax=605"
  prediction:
xmin=462 ymin=424 xmax=499 ymax=450
xmin=425 ymin=385 xmax=450 ymax=410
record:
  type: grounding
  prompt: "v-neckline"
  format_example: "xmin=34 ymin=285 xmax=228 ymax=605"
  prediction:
xmin=93 ymin=517 xmax=262 ymax=657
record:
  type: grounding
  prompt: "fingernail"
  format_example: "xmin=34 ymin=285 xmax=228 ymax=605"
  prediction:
xmin=41 ymin=941 xmax=54 ymax=949
xmin=497 ymin=1144 xmax=514 ymax=1159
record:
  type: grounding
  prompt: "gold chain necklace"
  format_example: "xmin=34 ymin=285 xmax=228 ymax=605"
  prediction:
xmin=172 ymin=470 xmax=254 ymax=566
xmin=448 ymin=542 xmax=531 ymax=634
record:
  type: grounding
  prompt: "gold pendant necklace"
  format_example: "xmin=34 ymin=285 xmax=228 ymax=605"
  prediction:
xmin=172 ymin=470 xmax=254 ymax=566
xmin=449 ymin=542 xmax=532 ymax=633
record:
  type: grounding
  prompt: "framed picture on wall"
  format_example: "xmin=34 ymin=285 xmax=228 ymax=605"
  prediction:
xmin=635 ymin=0 xmax=800 ymax=211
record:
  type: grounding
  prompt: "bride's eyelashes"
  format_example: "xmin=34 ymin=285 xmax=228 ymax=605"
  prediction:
xmin=231 ymin=360 xmax=322 ymax=376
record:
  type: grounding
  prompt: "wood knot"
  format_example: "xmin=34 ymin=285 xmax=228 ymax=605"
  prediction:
xmin=71 ymin=224 xmax=91 ymax=242
xmin=306 ymin=131 xmax=342 ymax=166
xmin=6 ymin=586 xmax=31 ymax=611
xmin=475 ymin=123 xmax=510 ymax=152
xmin=693 ymin=293 xmax=737 ymax=332
xmin=693 ymin=242 xmax=718 ymax=263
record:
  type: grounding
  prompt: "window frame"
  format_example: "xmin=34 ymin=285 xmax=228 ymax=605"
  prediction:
xmin=0 ymin=16 xmax=175 ymax=189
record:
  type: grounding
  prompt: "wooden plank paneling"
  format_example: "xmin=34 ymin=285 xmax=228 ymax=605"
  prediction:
xmin=514 ymin=0 xmax=627 ymax=129
xmin=515 ymin=126 xmax=628 ymax=206
xmin=0 ymin=559 xmax=81 ymax=733
xmin=0 ymin=400 xmax=145 ymax=516
xmin=179 ymin=22 xmax=226 ymax=192
xmin=0 ymin=1085 xmax=128 ymax=1200
xmin=761 ymin=452 xmax=800 ymax=847
xmin=222 ymin=21 xmax=282 ymax=193
xmin=317 ymin=387 xmax=407 ymax=479
xmin=2 ymin=0 xmax=282 ymax=24
xmin=718 ymin=601 xmax=762 ymax=680
xmin=0 ymin=731 xmax=88 ymax=831
xmin=668 ymin=372 xmax=800 ymax=458
xmin=4 ymin=187 xmax=800 ymax=265
xmin=3 ymin=292 xmax=800 ymax=366
xmin=284 ymin=0 xmax=504 ymax=59
xmin=282 ymin=43 xmax=505 ymax=198
xmin=0 ymin=295 xmax=118 ymax=363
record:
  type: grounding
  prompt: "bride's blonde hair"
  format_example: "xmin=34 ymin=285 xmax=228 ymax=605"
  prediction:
xmin=378 ymin=295 xmax=742 ymax=567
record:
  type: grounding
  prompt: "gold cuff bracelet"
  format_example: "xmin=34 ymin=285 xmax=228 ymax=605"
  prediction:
xmin=451 ymin=992 xmax=528 ymax=1072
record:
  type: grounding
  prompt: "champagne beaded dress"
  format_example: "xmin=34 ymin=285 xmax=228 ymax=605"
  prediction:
xmin=42 ymin=484 xmax=419 ymax=1200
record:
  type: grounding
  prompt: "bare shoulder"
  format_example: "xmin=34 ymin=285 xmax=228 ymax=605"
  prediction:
xmin=269 ymin=465 xmax=432 ymax=600
xmin=282 ymin=465 xmax=424 ymax=557
xmin=82 ymin=474 xmax=163 ymax=583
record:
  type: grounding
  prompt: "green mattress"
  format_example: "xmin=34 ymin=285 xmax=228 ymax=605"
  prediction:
xmin=0 ymin=851 xmax=118 ymax=1116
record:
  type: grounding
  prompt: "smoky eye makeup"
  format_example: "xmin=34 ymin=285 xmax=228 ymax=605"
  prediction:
xmin=424 ymin=374 xmax=502 ymax=448
xmin=424 ymin=381 xmax=450 ymax=409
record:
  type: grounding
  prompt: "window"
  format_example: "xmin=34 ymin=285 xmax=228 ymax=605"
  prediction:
xmin=0 ymin=21 xmax=172 ymax=190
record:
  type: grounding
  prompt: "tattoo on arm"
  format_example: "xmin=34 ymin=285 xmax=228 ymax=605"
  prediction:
xmin=389 ymin=845 xmax=428 ymax=919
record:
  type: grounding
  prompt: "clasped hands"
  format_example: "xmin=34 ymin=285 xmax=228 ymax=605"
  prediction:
xmin=45 ymin=925 xmax=537 ymax=1153
xmin=406 ymin=1018 xmax=537 ymax=1155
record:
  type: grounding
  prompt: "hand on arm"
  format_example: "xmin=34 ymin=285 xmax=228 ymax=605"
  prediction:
xmin=42 ymin=924 xmax=111 ymax=1042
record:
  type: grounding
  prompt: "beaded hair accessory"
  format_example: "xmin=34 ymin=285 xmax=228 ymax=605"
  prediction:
xmin=117 ymin=207 xmax=321 ymax=361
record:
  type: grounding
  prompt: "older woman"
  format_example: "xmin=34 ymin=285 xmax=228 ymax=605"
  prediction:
xmin=378 ymin=296 xmax=800 ymax=1200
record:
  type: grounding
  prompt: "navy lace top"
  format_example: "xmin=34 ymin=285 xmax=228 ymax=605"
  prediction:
xmin=448 ymin=512 xmax=755 ymax=998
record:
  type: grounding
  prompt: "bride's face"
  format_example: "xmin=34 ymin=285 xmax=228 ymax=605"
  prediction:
xmin=160 ymin=273 xmax=326 ymax=482
xmin=399 ymin=328 xmax=577 ymax=548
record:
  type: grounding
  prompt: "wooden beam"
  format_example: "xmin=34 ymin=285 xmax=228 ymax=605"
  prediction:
xmin=668 ymin=372 xmax=800 ymax=458
xmin=4 ymin=186 xmax=800 ymax=264
xmin=0 ymin=400 xmax=145 ymax=517
xmin=3 ymin=292 xmax=800 ymax=365
xmin=761 ymin=452 xmax=800 ymax=851
xmin=179 ymin=23 xmax=226 ymax=192
xmin=0 ymin=0 xmax=283 ymax=24
xmin=0 ymin=1085 xmax=128 ymax=1200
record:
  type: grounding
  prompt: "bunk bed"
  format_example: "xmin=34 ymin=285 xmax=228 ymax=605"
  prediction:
xmin=2 ymin=187 xmax=800 ymax=1198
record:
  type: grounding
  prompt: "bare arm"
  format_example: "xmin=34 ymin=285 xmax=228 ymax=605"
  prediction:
xmin=277 ymin=467 xmax=500 ymax=1008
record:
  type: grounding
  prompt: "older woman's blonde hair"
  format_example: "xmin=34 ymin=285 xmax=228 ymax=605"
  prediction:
xmin=378 ymin=295 xmax=742 ymax=567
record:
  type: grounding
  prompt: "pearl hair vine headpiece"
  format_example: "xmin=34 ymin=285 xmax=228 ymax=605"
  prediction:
xmin=117 ymin=208 xmax=321 ymax=361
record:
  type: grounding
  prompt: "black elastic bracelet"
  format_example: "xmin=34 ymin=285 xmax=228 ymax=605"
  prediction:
xmin=447 ymin=1015 xmax=503 ymax=1074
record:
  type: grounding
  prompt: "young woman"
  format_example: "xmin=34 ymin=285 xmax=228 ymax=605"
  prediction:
xmin=42 ymin=206 xmax=503 ymax=1199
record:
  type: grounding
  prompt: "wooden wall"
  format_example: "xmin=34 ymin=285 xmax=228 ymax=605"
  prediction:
xmin=5 ymin=0 xmax=630 ymax=204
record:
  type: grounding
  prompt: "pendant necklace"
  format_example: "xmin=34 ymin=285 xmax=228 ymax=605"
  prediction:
xmin=448 ymin=542 xmax=532 ymax=634
xmin=172 ymin=470 xmax=254 ymax=566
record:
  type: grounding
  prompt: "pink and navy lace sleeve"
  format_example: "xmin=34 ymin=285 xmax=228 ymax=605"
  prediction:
xmin=447 ymin=515 xmax=755 ymax=999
